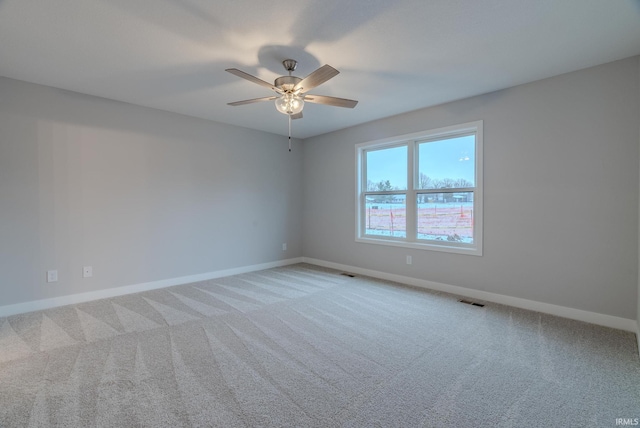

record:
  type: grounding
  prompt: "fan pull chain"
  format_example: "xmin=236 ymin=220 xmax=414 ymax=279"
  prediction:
xmin=288 ymin=115 xmax=292 ymax=152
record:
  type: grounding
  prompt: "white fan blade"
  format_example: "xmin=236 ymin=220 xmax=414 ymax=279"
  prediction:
xmin=226 ymin=68 xmax=278 ymax=92
xmin=227 ymin=96 xmax=277 ymax=106
xmin=293 ymin=65 xmax=339 ymax=93
xmin=303 ymin=94 xmax=358 ymax=108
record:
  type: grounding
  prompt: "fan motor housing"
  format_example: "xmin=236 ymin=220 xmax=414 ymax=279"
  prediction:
xmin=275 ymin=76 xmax=302 ymax=92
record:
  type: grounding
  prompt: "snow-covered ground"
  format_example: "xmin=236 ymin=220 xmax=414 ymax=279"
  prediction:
xmin=365 ymin=202 xmax=474 ymax=243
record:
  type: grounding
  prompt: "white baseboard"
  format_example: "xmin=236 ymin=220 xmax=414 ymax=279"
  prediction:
xmin=3 ymin=255 xmax=636 ymax=337
xmin=0 ymin=257 xmax=304 ymax=318
xmin=303 ymin=257 xmax=638 ymax=333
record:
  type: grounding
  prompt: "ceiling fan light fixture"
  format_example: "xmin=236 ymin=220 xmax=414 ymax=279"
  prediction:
xmin=226 ymin=59 xmax=357 ymax=127
xmin=275 ymin=93 xmax=304 ymax=115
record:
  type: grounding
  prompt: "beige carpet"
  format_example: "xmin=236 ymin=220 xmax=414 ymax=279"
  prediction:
xmin=1 ymin=263 xmax=638 ymax=427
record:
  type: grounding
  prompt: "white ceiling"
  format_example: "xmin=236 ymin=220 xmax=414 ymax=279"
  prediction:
xmin=1 ymin=0 xmax=639 ymax=139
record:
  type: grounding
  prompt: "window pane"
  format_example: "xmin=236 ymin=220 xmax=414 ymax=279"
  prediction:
xmin=418 ymin=135 xmax=475 ymax=189
xmin=417 ymin=192 xmax=473 ymax=243
xmin=366 ymin=146 xmax=407 ymax=191
xmin=365 ymin=195 xmax=406 ymax=238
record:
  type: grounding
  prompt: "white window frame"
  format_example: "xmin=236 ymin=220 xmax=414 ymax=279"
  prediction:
xmin=355 ymin=120 xmax=483 ymax=256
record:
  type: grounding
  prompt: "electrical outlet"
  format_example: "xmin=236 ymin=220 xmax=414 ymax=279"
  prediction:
xmin=47 ymin=270 xmax=58 ymax=283
xmin=406 ymin=255 xmax=412 ymax=265
xmin=282 ymin=243 xmax=287 ymax=251
xmin=83 ymin=266 xmax=93 ymax=278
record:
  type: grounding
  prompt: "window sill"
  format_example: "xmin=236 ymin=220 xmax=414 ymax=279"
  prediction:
xmin=355 ymin=236 xmax=482 ymax=256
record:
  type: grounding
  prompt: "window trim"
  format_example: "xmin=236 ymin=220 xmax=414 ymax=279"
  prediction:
xmin=355 ymin=120 xmax=483 ymax=256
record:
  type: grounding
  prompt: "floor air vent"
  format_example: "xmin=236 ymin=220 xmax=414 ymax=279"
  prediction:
xmin=340 ymin=273 xmax=356 ymax=278
xmin=459 ymin=299 xmax=485 ymax=307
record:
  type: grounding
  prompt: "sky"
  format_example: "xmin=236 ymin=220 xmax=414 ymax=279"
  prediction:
xmin=366 ymin=135 xmax=475 ymax=189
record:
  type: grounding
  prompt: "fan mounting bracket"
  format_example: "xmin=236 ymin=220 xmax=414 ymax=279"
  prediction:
xmin=282 ymin=59 xmax=298 ymax=73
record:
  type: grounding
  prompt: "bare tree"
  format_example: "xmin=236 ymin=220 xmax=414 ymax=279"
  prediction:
xmin=440 ymin=178 xmax=455 ymax=188
xmin=453 ymin=178 xmax=473 ymax=188
xmin=419 ymin=173 xmax=432 ymax=189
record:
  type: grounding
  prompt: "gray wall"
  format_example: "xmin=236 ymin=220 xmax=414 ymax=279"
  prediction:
xmin=0 ymin=77 xmax=302 ymax=307
xmin=2 ymin=57 xmax=639 ymax=323
xmin=302 ymin=57 xmax=640 ymax=320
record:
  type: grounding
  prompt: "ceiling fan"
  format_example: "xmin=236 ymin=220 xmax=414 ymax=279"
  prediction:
xmin=225 ymin=59 xmax=358 ymax=150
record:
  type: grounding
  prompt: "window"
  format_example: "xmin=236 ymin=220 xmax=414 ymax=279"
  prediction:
xmin=356 ymin=121 xmax=483 ymax=255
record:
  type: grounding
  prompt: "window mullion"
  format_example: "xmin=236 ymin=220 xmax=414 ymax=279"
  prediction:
xmin=364 ymin=190 xmax=406 ymax=196
xmin=406 ymin=141 xmax=416 ymax=241
xmin=416 ymin=187 xmax=475 ymax=194
xmin=359 ymin=151 xmax=367 ymax=237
